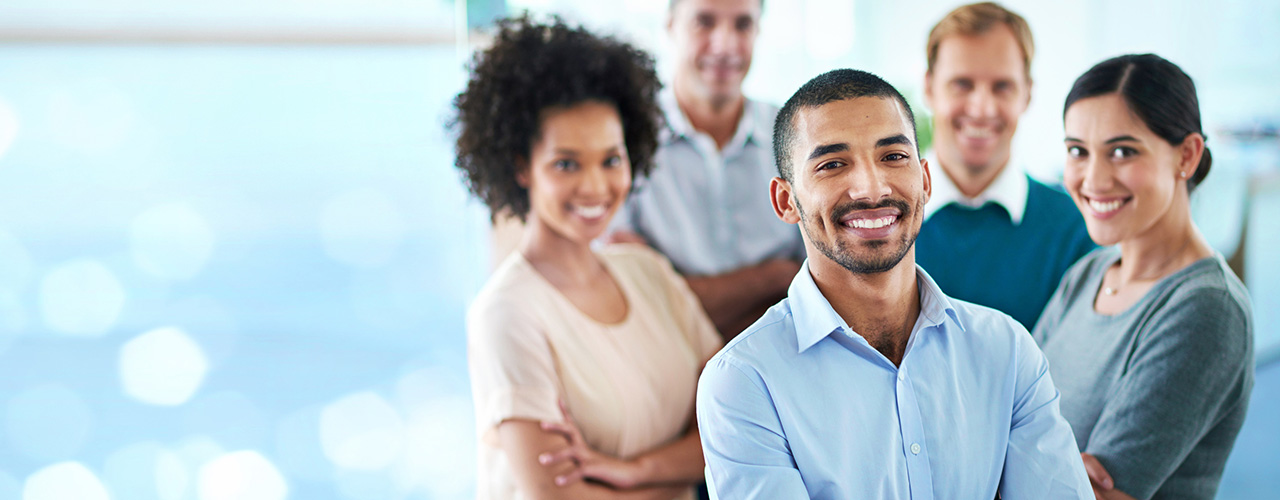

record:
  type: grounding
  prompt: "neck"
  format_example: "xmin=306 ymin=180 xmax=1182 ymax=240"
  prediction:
xmin=673 ymin=74 xmax=745 ymax=150
xmin=1116 ymin=194 xmax=1211 ymax=283
xmin=808 ymin=250 xmax=920 ymax=366
xmin=939 ymin=152 xmax=1010 ymax=199
xmin=518 ymin=214 xmax=603 ymax=287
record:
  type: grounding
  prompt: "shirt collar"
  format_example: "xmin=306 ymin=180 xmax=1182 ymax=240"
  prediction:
xmin=789 ymin=260 xmax=964 ymax=354
xmin=658 ymin=88 xmax=763 ymax=148
xmin=923 ymin=151 xmax=1029 ymax=225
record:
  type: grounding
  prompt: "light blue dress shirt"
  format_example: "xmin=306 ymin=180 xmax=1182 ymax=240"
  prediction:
xmin=696 ymin=262 xmax=1092 ymax=499
xmin=609 ymin=90 xmax=803 ymax=276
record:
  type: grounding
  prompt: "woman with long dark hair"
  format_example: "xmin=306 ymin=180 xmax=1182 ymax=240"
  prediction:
xmin=1033 ymin=54 xmax=1254 ymax=500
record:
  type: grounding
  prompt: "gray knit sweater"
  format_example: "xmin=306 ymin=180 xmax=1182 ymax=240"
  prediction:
xmin=1032 ymin=247 xmax=1254 ymax=500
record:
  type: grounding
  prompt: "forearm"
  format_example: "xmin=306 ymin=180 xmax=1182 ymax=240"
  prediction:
xmin=686 ymin=259 xmax=798 ymax=336
xmin=630 ymin=427 xmax=705 ymax=487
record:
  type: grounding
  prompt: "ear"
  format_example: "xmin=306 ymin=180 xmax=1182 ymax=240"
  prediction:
xmin=1023 ymin=77 xmax=1034 ymax=108
xmin=515 ymin=159 xmax=532 ymax=189
xmin=920 ymin=157 xmax=933 ymax=206
xmin=1178 ymin=132 xmax=1205 ymax=179
xmin=771 ymin=176 xmax=801 ymax=224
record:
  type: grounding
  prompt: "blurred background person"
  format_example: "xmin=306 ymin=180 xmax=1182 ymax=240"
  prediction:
xmin=454 ymin=15 xmax=721 ymax=500
xmin=605 ymin=0 xmax=804 ymax=340
xmin=914 ymin=2 xmax=1095 ymax=330
xmin=1033 ymin=53 xmax=1254 ymax=500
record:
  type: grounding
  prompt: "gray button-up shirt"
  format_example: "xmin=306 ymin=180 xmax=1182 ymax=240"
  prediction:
xmin=611 ymin=90 xmax=803 ymax=276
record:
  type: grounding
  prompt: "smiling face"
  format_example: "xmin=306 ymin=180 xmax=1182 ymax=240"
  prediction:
xmin=925 ymin=24 xmax=1030 ymax=180
xmin=519 ymin=101 xmax=631 ymax=246
xmin=772 ymin=97 xmax=931 ymax=275
xmin=1063 ymin=93 xmax=1196 ymax=246
xmin=668 ymin=0 xmax=760 ymax=106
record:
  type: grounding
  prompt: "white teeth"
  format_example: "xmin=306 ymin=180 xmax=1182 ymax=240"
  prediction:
xmin=846 ymin=216 xmax=896 ymax=229
xmin=960 ymin=127 xmax=994 ymax=138
xmin=572 ymin=204 xmax=606 ymax=219
xmin=1089 ymin=199 xmax=1124 ymax=213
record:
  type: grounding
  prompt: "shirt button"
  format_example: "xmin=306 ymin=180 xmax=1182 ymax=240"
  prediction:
xmin=897 ymin=372 xmax=904 ymax=381
xmin=911 ymin=443 xmax=921 ymax=455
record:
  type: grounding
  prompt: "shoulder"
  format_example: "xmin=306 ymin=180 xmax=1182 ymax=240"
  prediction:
xmin=1159 ymin=258 xmax=1253 ymax=334
xmin=708 ymin=300 xmax=796 ymax=370
xmin=948 ymin=296 xmax=1029 ymax=344
xmin=467 ymin=255 xmax=544 ymax=338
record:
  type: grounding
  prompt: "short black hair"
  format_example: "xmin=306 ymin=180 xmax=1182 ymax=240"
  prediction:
xmin=1065 ymin=53 xmax=1211 ymax=192
xmin=450 ymin=14 xmax=663 ymax=221
xmin=773 ymin=69 xmax=918 ymax=182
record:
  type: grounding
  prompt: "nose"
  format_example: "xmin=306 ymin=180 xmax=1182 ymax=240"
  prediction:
xmin=965 ymin=86 xmax=997 ymax=119
xmin=1080 ymin=154 xmax=1114 ymax=194
xmin=846 ymin=162 xmax=892 ymax=204
xmin=708 ymin=24 xmax=740 ymax=55
xmin=579 ymin=164 xmax=608 ymax=197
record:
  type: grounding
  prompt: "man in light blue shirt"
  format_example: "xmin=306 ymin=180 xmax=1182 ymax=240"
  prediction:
xmin=696 ymin=68 xmax=1091 ymax=499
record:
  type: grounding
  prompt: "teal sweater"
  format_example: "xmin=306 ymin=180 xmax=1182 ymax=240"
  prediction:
xmin=915 ymin=176 xmax=1095 ymax=330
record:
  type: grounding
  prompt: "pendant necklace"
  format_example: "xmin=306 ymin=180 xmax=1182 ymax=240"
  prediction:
xmin=1102 ymin=239 xmax=1191 ymax=296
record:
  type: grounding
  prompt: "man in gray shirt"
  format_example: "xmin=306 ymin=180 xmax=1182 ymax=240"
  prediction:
xmin=607 ymin=0 xmax=803 ymax=339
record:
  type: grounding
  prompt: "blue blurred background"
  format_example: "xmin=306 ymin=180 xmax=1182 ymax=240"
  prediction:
xmin=0 ymin=0 xmax=1275 ymax=498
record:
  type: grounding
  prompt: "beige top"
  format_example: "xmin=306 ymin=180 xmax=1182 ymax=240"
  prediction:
xmin=468 ymin=244 xmax=723 ymax=500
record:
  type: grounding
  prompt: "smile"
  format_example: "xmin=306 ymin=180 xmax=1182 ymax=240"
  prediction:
xmin=1083 ymin=196 xmax=1130 ymax=219
xmin=843 ymin=215 xmax=897 ymax=229
xmin=571 ymin=203 xmax=608 ymax=220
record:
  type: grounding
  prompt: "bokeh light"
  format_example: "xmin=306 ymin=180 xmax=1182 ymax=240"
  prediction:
xmin=22 ymin=461 xmax=110 ymax=500
xmin=5 ymin=383 xmax=93 ymax=462
xmin=38 ymin=259 xmax=126 ymax=337
xmin=119 ymin=326 xmax=210 ymax=406
xmin=130 ymin=203 xmax=217 ymax=281
xmin=319 ymin=391 xmax=405 ymax=471
xmin=102 ymin=441 xmax=189 ymax=500
xmin=318 ymin=188 xmax=408 ymax=269
xmin=196 ymin=450 xmax=288 ymax=500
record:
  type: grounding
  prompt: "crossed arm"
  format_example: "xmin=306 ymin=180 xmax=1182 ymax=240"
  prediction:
xmin=496 ymin=404 xmax=703 ymax=500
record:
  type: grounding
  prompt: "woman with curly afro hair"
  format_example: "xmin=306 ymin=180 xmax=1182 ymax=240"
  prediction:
xmin=454 ymin=15 xmax=722 ymax=500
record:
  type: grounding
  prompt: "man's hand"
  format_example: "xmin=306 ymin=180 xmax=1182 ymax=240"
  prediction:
xmin=539 ymin=401 xmax=646 ymax=489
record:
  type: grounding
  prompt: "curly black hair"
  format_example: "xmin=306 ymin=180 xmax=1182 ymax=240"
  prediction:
xmin=451 ymin=15 xmax=663 ymax=221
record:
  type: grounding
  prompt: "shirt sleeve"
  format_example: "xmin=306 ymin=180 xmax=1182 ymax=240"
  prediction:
xmin=467 ymin=293 xmax=562 ymax=446
xmin=1001 ymin=319 xmax=1094 ymax=499
xmin=1082 ymin=287 xmax=1252 ymax=499
xmin=696 ymin=355 xmax=809 ymax=498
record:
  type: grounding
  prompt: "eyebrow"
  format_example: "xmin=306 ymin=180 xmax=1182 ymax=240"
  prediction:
xmin=875 ymin=134 xmax=912 ymax=149
xmin=807 ymin=143 xmax=849 ymax=161
xmin=1063 ymin=135 xmax=1140 ymax=144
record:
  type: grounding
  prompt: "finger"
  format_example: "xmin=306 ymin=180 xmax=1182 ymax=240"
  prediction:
xmin=1081 ymin=453 xmax=1114 ymax=490
xmin=555 ymin=468 xmax=585 ymax=487
xmin=538 ymin=447 xmax=579 ymax=467
xmin=540 ymin=420 xmax=574 ymax=439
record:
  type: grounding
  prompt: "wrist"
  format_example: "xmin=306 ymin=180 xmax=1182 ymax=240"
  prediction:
xmin=626 ymin=455 xmax=658 ymax=488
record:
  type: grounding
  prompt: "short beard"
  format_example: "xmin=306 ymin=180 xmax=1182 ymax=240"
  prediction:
xmin=797 ymin=197 xmax=920 ymax=275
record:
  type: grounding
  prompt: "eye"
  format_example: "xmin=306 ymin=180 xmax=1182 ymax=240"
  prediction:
xmin=1067 ymin=145 xmax=1087 ymax=159
xmin=816 ymin=160 xmax=845 ymax=172
xmin=554 ymin=159 xmax=577 ymax=171
xmin=735 ymin=16 xmax=754 ymax=31
xmin=1110 ymin=146 xmax=1138 ymax=160
xmin=949 ymin=79 xmax=973 ymax=92
xmin=882 ymin=152 xmax=909 ymax=163
xmin=603 ymin=155 xmax=623 ymax=168
xmin=696 ymin=14 xmax=714 ymax=29
xmin=993 ymin=81 xmax=1014 ymax=95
